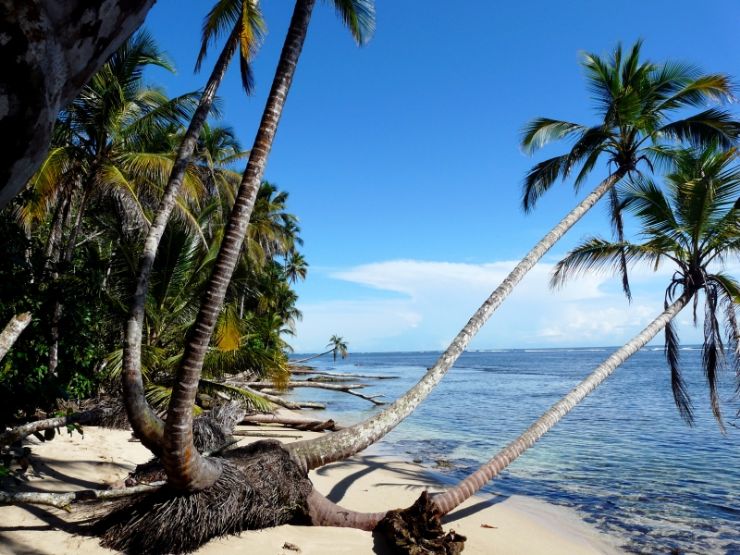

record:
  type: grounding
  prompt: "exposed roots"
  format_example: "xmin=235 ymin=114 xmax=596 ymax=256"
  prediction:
xmin=123 ymin=402 xmax=246 ymax=487
xmin=375 ymin=492 xmax=466 ymax=555
xmin=96 ymin=440 xmax=312 ymax=555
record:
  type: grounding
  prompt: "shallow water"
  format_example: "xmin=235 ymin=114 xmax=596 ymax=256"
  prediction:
xmin=290 ymin=348 xmax=739 ymax=555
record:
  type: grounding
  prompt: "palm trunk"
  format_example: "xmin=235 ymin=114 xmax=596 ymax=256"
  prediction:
xmin=431 ymin=291 xmax=692 ymax=515
xmin=305 ymin=292 xmax=692 ymax=531
xmin=121 ymin=26 xmax=241 ymax=455
xmin=162 ymin=0 xmax=317 ymax=492
xmin=286 ymin=170 xmax=626 ymax=472
xmin=48 ymin=183 xmax=92 ymax=376
xmin=292 ymin=348 xmax=333 ymax=364
xmin=0 ymin=313 xmax=32 ymax=363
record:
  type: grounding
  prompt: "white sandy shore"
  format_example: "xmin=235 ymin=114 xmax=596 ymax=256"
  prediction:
xmin=0 ymin=421 xmax=623 ymax=555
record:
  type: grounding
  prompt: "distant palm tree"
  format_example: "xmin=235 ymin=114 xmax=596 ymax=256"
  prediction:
xmin=293 ymin=334 xmax=349 ymax=364
xmin=428 ymin=145 xmax=740 ymax=516
xmin=287 ymin=44 xmax=740 ymax=472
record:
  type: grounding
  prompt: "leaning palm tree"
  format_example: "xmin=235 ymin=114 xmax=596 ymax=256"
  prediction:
xmin=282 ymin=44 xmax=740 ymax=474
xmin=427 ymin=145 xmax=740 ymax=518
xmin=292 ymin=334 xmax=348 ymax=364
xmin=121 ymin=0 xmax=374 ymax=461
xmin=153 ymin=0 xmax=374 ymax=490
xmin=301 ymin=145 xmax=740 ymax=543
xmin=122 ymin=0 xmax=265 ymax=454
xmin=101 ymin=4 xmax=375 ymax=547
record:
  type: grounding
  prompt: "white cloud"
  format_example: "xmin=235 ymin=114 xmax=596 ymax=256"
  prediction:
xmin=293 ymin=258 xmax=722 ymax=352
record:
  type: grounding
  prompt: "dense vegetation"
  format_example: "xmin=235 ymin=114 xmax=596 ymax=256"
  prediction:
xmin=0 ymin=33 xmax=306 ymax=427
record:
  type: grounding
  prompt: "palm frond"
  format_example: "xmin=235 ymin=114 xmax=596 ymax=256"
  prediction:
xmin=664 ymin=316 xmax=694 ymax=424
xmin=198 ymin=378 xmax=274 ymax=412
xmin=520 ymin=118 xmax=585 ymax=154
xmin=331 ymin=0 xmax=376 ymax=45
xmin=659 ymin=109 xmax=740 ymax=149
xmin=703 ymin=285 xmax=726 ymax=430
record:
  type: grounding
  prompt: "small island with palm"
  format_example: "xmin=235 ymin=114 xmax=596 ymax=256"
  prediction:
xmin=0 ymin=3 xmax=738 ymax=555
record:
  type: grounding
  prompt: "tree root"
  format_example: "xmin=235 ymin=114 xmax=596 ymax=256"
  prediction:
xmin=375 ymin=492 xmax=466 ymax=555
xmin=95 ymin=441 xmax=312 ymax=555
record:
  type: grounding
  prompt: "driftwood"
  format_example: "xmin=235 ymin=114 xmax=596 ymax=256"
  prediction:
xmin=232 ymin=431 xmax=302 ymax=439
xmin=0 ymin=482 xmax=164 ymax=509
xmin=0 ymin=312 xmax=31 ymax=362
xmin=247 ymin=381 xmax=386 ymax=406
xmin=0 ymin=408 xmax=105 ymax=447
xmin=241 ymin=414 xmax=343 ymax=431
xmin=290 ymin=368 xmax=397 ymax=380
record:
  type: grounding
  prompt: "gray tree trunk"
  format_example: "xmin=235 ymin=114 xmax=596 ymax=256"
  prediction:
xmin=287 ymin=171 xmax=625 ymax=472
xmin=0 ymin=0 xmax=155 ymax=209
xmin=0 ymin=313 xmax=31 ymax=363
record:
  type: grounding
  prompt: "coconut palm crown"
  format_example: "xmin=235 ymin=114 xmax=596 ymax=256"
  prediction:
xmin=552 ymin=146 xmax=740 ymax=429
xmin=522 ymin=41 xmax=739 ymax=298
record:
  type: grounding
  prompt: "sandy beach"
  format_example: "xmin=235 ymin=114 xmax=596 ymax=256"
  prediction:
xmin=0 ymin=415 xmax=623 ymax=555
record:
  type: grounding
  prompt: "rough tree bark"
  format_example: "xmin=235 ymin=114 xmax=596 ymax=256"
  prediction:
xmin=0 ymin=313 xmax=31 ymax=363
xmin=0 ymin=0 xmax=156 ymax=209
xmin=161 ymin=0 xmax=317 ymax=493
xmin=122 ymin=25 xmax=241 ymax=456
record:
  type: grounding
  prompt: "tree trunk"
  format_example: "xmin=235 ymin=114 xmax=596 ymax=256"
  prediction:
xmin=291 ymin=349 xmax=333 ymax=364
xmin=0 ymin=0 xmax=155 ymax=209
xmin=162 ymin=0 xmax=317 ymax=492
xmin=300 ymin=291 xmax=693 ymax=533
xmin=431 ymin=291 xmax=692 ymax=515
xmin=286 ymin=171 xmax=626 ymax=472
xmin=121 ymin=27 xmax=241 ymax=456
xmin=0 ymin=313 xmax=31 ymax=363
xmin=0 ymin=408 xmax=105 ymax=447
xmin=49 ymin=185 xmax=92 ymax=376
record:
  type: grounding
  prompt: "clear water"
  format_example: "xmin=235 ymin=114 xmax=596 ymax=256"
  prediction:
xmin=289 ymin=348 xmax=739 ymax=555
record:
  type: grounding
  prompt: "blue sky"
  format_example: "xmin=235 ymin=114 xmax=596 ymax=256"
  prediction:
xmin=143 ymin=1 xmax=740 ymax=352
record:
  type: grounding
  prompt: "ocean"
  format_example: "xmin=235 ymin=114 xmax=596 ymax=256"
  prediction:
xmin=289 ymin=348 xmax=739 ymax=555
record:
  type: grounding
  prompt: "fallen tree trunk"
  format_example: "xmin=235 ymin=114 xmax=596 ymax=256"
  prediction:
xmin=0 ymin=313 xmax=31 ymax=362
xmin=241 ymin=414 xmax=343 ymax=431
xmin=0 ymin=482 xmax=163 ymax=509
xmin=247 ymin=381 xmax=386 ymax=406
xmin=0 ymin=408 xmax=105 ymax=447
xmin=220 ymin=383 xmax=325 ymax=411
xmin=290 ymin=368 xmax=397 ymax=380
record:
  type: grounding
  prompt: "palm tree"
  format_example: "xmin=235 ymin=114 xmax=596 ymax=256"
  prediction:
xmin=122 ymin=1 xmax=265 ymax=454
xmin=427 ymin=145 xmax=740 ymax=516
xmin=18 ymin=32 xmax=198 ymax=376
xmin=284 ymin=42 xmax=740 ymax=474
xmin=147 ymin=0 xmax=375 ymax=492
xmin=302 ymin=145 xmax=740 ymax=534
xmin=293 ymin=334 xmax=349 ymax=364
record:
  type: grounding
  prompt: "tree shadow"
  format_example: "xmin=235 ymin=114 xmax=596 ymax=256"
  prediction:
xmin=442 ymin=495 xmax=508 ymax=524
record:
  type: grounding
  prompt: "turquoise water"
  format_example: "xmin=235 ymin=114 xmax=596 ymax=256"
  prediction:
xmin=290 ymin=348 xmax=739 ymax=555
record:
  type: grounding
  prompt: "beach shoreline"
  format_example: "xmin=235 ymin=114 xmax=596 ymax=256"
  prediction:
xmin=0 ymin=418 xmax=624 ymax=554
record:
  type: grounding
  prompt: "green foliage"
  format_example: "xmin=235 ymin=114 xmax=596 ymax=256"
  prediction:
xmin=553 ymin=145 xmax=740 ymax=428
xmin=0 ymin=33 xmax=308 ymax=426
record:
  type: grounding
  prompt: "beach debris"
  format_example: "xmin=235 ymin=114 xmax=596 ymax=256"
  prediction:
xmin=375 ymin=491 xmax=466 ymax=554
xmin=282 ymin=542 xmax=301 ymax=552
xmin=480 ymin=523 xmax=497 ymax=529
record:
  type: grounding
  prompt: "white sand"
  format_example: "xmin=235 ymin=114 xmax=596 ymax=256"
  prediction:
xmin=0 ymin=424 xmax=623 ymax=555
